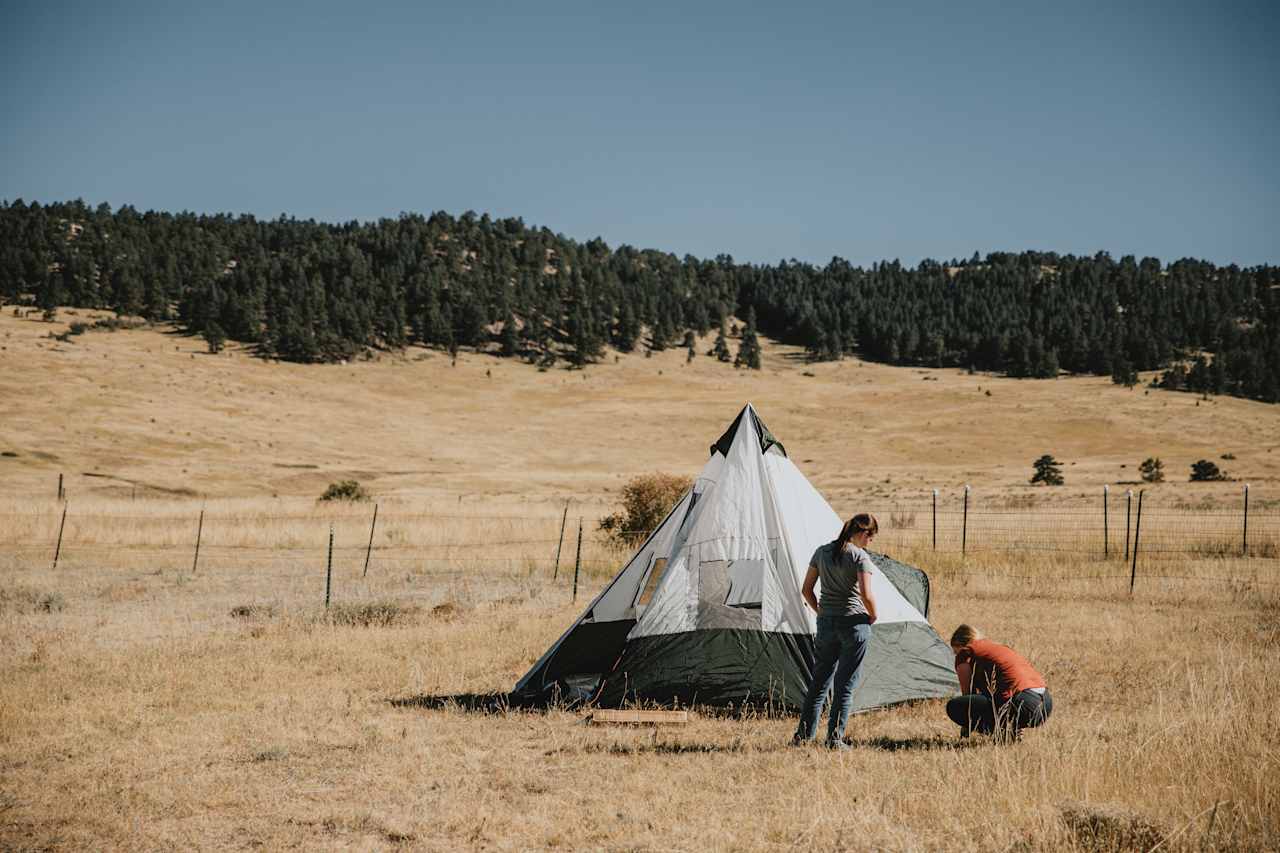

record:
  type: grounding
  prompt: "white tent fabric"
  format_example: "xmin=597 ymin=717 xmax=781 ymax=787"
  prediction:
xmin=512 ymin=403 xmax=956 ymax=710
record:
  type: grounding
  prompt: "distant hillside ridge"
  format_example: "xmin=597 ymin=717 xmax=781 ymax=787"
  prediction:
xmin=1 ymin=198 xmax=1276 ymax=402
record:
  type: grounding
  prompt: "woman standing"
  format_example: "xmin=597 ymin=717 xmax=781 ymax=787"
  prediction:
xmin=946 ymin=624 xmax=1053 ymax=741
xmin=792 ymin=513 xmax=879 ymax=749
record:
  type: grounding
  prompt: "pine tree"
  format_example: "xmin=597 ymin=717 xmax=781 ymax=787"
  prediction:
xmin=204 ymin=320 xmax=226 ymax=354
xmin=735 ymin=307 xmax=762 ymax=369
xmin=1030 ymin=455 xmax=1064 ymax=486
xmin=710 ymin=325 xmax=731 ymax=362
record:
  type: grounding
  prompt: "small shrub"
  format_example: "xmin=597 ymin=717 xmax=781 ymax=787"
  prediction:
xmin=1058 ymin=801 xmax=1165 ymax=852
xmin=0 ymin=586 xmax=66 ymax=614
xmin=1190 ymin=459 xmax=1227 ymax=482
xmin=319 ymin=480 xmax=369 ymax=502
xmin=323 ymin=600 xmax=418 ymax=627
xmin=230 ymin=603 xmax=278 ymax=620
xmin=889 ymin=510 xmax=916 ymax=529
xmin=1138 ymin=457 xmax=1164 ymax=483
xmin=599 ymin=472 xmax=695 ymax=545
xmin=1221 ymin=452 xmax=1236 ymax=460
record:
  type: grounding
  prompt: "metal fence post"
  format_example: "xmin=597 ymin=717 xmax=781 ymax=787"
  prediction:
xmin=362 ymin=503 xmax=378 ymax=577
xmin=572 ymin=517 xmax=583 ymax=602
xmin=1242 ymin=483 xmax=1250 ymax=557
xmin=553 ymin=502 xmax=569 ymax=580
xmin=1129 ymin=490 xmax=1144 ymax=595
xmin=57 ymin=473 xmax=64 ymax=502
xmin=52 ymin=502 xmax=68 ymax=569
xmin=932 ymin=488 xmax=938 ymax=551
xmin=192 ymin=509 xmax=204 ymax=573
xmin=325 ymin=524 xmax=334 ymax=608
xmin=1124 ymin=490 xmax=1132 ymax=560
xmin=961 ymin=485 xmax=970 ymax=557
xmin=1103 ymin=485 xmax=1109 ymax=558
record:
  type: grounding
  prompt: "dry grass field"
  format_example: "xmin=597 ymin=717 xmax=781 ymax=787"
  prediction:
xmin=2 ymin=306 xmax=1279 ymax=851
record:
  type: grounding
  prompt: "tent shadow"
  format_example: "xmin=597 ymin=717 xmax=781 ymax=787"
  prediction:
xmin=389 ymin=692 xmax=527 ymax=714
xmin=850 ymin=735 xmax=978 ymax=752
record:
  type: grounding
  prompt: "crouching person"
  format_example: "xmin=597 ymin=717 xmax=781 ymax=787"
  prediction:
xmin=946 ymin=624 xmax=1052 ymax=742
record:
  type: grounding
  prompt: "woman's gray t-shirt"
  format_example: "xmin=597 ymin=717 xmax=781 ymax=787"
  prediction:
xmin=812 ymin=542 xmax=873 ymax=617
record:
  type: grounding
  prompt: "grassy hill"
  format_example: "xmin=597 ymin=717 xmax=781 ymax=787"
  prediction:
xmin=2 ymin=305 xmax=1276 ymax=511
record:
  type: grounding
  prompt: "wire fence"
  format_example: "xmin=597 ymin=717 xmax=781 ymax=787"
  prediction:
xmin=1 ymin=489 xmax=1276 ymax=603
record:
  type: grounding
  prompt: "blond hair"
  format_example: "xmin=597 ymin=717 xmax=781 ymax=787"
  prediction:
xmin=950 ymin=624 xmax=982 ymax=648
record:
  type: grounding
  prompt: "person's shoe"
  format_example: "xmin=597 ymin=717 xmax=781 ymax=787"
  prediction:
xmin=825 ymin=737 xmax=851 ymax=751
xmin=790 ymin=733 xmax=810 ymax=747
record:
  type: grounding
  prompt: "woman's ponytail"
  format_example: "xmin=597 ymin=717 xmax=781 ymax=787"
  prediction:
xmin=833 ymin=512 xmax=879 ymax=555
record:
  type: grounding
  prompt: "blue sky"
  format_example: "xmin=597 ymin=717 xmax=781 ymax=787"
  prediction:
xmin=3 ymin=1 xmax=1277 ymax=266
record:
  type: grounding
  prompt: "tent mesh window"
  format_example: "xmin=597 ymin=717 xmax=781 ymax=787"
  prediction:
xmin=697 ymin=560 xmax=761 ymax=629
xmin=634 ymin=557 xmax=668 ymax=609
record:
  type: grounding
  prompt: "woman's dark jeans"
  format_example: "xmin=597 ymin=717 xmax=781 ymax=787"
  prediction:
xmin=946 ymin=689 xmax=1054 ymax=740
xmin=795 ymin=615 xmax=872 ymax=743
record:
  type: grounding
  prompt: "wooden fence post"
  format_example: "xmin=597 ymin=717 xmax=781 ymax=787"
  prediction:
xmin=1129 ymin=490 xmax=1144 ymax=595
xmin=572 ymin=517 xmax=583 ymax=602
xmin=192 ymin=509 xmax=204 ymax=573
xmin=553 ymin=502 xmax=569 ymax=580
xmin=325 ymin=524 xmax=334 ymax=608
xmin=363 ymin=503 xmax=378 ymax=578
xmin=52 ymin=502 xmax=68 ymax=569
xmin=1103 ymin=484 xmax=1109 ymax=558
xmin=931 ymin=488 xmax=938 ymax=551
xmin=1242 ymin=483 xmax=1250 ymax=557
xmin=57 ymin=473 xmax=64 ymax=501
xmin=961 ymin=485 xmax=970 ymax=557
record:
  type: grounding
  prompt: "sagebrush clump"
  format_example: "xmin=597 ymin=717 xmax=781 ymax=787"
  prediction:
xmin=319 ymin=480 xmax=369 ymax=501
xmin=599 ymin=472 xmax=694 ymax=545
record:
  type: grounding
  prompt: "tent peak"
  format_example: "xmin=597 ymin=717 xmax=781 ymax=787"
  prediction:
xmin=710 ymin=404 xmax=786 ymax=458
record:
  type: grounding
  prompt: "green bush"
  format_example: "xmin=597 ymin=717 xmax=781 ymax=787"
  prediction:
xmin=319 ymin=480 xmax=369 ymax=502
xmin=1189 ymin=460 xmax=1228 ymax=482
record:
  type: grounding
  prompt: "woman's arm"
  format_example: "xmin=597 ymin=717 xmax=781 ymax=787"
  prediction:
xmin=954 ymin=658 xmax=973 ymax=693
xmin=801 ymin=565 xmax=819 ymax=613
xmin=858 ymin=569 xmax=877 ymax=624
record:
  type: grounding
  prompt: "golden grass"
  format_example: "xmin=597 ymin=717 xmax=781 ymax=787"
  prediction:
xmin=2 ymin=546 xmax=1277 ymax=850
xmin=2 ymin=307 xmax=1280 ymax=850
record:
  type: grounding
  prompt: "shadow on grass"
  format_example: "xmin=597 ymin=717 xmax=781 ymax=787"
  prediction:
xmin=849 ymin=735 xmax=979 ymax=752
xmin=389 ymin=692 xmax=522 ymax=714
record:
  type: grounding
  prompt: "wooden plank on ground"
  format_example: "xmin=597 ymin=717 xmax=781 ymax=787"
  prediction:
xmin=587 ymin=709 xmax=689 ymax=725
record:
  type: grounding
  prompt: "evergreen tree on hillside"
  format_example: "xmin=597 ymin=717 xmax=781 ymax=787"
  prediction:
xmin=735 ymin=307 xmax=762 ymax=370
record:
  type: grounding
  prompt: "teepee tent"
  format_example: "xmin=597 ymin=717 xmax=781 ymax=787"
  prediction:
xmin=514 ymin=404 xmax=957 ymax=711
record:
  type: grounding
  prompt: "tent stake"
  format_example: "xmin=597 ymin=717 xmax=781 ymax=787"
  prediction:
xmin=363 ymin=503 xmax=378 ymax=577
xmin=572 ymin=517 xmax=583 ymax=602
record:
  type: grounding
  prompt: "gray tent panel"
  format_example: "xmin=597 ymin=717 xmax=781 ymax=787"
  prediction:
xmin=851 ymin=621 xmax=957 ymax=712
xmin=868 ymin=551 xmax=933 ymax=617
